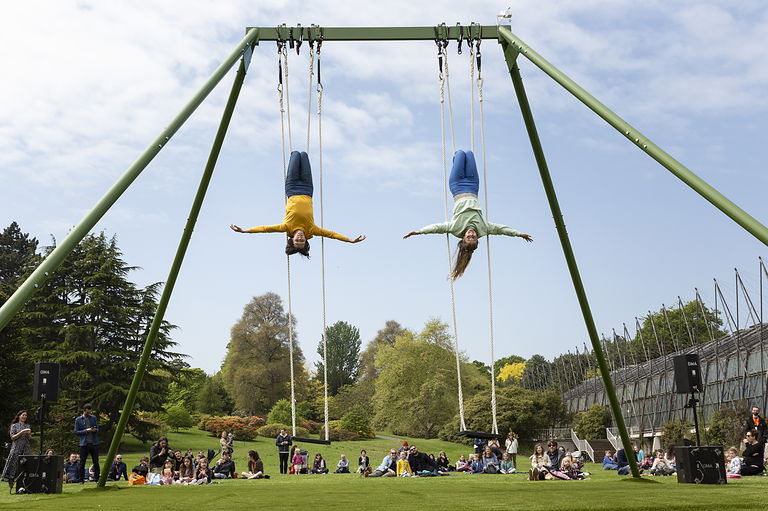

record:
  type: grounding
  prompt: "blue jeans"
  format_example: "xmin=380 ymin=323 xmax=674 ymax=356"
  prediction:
xmin=449 ymin=150 xmax=479 ymax=196
xmin=285 ymin=151 xmax=313 ymax=197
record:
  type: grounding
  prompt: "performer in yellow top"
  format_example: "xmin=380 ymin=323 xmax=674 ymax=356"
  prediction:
xmin=231 ymin=151 xmax=366 ymax=256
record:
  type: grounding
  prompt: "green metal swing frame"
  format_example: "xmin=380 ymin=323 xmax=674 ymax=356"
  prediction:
xmin=1 ymin=23 xmax=766 ymax=486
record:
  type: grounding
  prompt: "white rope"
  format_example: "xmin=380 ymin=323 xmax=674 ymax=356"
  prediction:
xmin=469 ymin=43 xmax=475 ymax=153
xmin=306 ymin=47 xmax=315 ymax=152
xmin=316 ymin=45 xmax=330 ymax=442
xmin=439 ymin=43 xmax=466 ymax=431
xmin=278 ymin=42 xmax=297 ymax=437
xmin=475 ymin=50 xmax=498 ymax=434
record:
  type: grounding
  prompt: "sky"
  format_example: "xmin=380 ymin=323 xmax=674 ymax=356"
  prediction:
xmin=1 ymin=1 xmax=767 ymax=374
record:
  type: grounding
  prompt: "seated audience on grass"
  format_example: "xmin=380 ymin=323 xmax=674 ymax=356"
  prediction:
xmin=241 ymin=450 xmax=267 ymax=479
xmin=544 ymin=441 xmax=563 ymax=471
xmin=107 ymin=454 xmax=128 ymax=481
xmin=193 ymin=458 xmax=213 ymax=484
xmin=571 ymin=451 xmax=585 ymax=471
xmin=632 ymin=445 xmax=644 ymax=463
xmin=132 ymin=456 xmax=150 ymax=478
xmin=471 ymin=453 xmax=485 ymax=474
xmin=455 ymin=455 xmax=470 ymax=472
xmin=172 ymin=450 xmax=183 ymax=471
xmin=436 ymin=451 xmax=452 ymax=472
xmin=726 ymin=447 xmax=742 ymax=478
xmin=482 ymin=446 xmax=499 ymax=474
xmin=639 ymin=453 xmax=653 ymax=471
xmin=86 ymin=465 xmax=97 ymax=482
xmin=149 ymin=436 xmax=172 ymax=473
xmin=556 ymin=456 xmax=585 ymax=480
xmin=407 ymin=445 xmax=438 ymax=475
xmin=336 ymin=454 xmax=350 ymax=473
xmin=530 ymin=444 xmax=547 ymax=471
xmin=602 ymin=450 xmax=618 ymax=470
xmin=499 ymin=452 xmax=515 ymax=474
xmin=487 ymin=438 xmax=503 ymax=459
xmin=649 ymin=450 xmax=674 ymax=476
xmin=397 ymin=451 xmax=414 ymax=477
xmin=357 ymin=450 xmax=370 ymax=473
xmin=292 ymin=447 xmax=304 ymax=474
xmin=615 ymin=448 xmax=631 ymax=476
xmin=664 ymin=447 xmax=677 ymax=472
xmin=213 ymin=452 xmax=236 ymax=479
xmin=193 ymin=451 xmax=206 ymax=468
xmin=177 ymin=456 xmax=196 ymax=484
xmin=312 ymin=453 xmax=329 ymax=474
xmin=161 ymin=461 xmax=175 ymax=485
xmin=742 ymin=430 xmax=765 ymax=476
xmin=473 ymin=437 xmax=487 ymax=454
xmin=368 ymin=449 xmax=398 ymax=477
xmin=64 ymin=453 xmax=81 ymax=483
xmin=398 ymin=441 xmax=409 ymax=455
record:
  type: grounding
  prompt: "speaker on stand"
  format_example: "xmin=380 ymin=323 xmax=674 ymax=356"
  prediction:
xmin=673 ymin=354 xmax=702 ymax=446
xmin=32 ymin=362 xmax=60 ymax=455
xmin=15 ymin=455 xmax=64 ymax=494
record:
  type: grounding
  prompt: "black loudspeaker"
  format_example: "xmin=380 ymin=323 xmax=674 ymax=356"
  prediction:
xmin=675 ymin=446 xmax=726 ymax=484
xmin=32 ymin=363 xmax=59 ymax=402
xmin=15 ymin=455 xmax=64 ymax=494
xmin=673 ymin=354 xmax=702 ymax=394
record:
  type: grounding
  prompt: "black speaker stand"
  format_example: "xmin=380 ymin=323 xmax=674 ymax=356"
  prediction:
xmin=36 ymin=397 xmax=46 ymax=455
xmin=683 ymin=393 xmax=701 ymax=446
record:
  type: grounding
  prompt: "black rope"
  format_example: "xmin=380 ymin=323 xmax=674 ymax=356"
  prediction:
xmin=295 ymin=25 xmax=303 ymax=55
xmin=456 ymin=24 xmax=464 ymax=54
xmin=476 ymin=38 xmax=482 ymax=76
xmin=316 ymin=31 xmax=323 ymax=87
xmin=277 ymin=41 xmax=284 ymax=87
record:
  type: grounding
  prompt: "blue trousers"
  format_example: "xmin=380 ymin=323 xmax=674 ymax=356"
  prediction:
xmin=449 ymin=150 xmax=479 ymax=196
xmin=285 ymin=151 xmax=313 ymax=197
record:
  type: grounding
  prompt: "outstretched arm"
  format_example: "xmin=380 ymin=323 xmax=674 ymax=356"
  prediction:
xmin=403 ymin=231 xmax=420 ymax=239
xmin=314 ymin=227 xmax=365 ymax=243
xmin=230 ymin=224 xmax=287 ymax=234
xmin=487 ymin=223 xmax=533 ymax=242
xmin=406 ymin=222 xmax=450 ymax=238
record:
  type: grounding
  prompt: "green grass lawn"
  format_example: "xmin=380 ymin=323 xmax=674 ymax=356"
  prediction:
xmin=1 ymin=428 xmax=766 ymax=510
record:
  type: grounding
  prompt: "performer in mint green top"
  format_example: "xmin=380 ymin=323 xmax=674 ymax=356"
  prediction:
xmin=404 ymin=150 xmax=532 ymax=279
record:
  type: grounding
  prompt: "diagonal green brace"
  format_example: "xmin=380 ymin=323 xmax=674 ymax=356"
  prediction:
xmin=97 ymin=53 xmax=251 ymax=488
xmin=0 ymin=28 xmax=259 ymax=335
xmin=502 ymin=44 xmax=641 ymax=477
xmin=498 ymin=26 xmax=768 ymax=247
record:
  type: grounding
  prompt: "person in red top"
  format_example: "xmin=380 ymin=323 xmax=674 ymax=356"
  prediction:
xmin=744 ymin=406 xmax=767 ymax=443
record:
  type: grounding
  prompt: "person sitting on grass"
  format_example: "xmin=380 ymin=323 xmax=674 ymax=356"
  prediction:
xmin=499 ymin=452 xmax=515 ymax=474
xmin=396 ymin=450 xmax=414 ymax=477
xmin=436 ymin=451 xmax=452 ymax=472
xmin=132 ymin=456 xmax=150 ymax=478
xmin=193 ymin=458 xmax=213 ymax=485
xmin=357 ymin=450 xmax=370 ymax=473
xmin=177 ymin=456 xmax=195 ymax=484
xmin=544 ymin=441 xmax=563 ymax=472
xmin=664 ymin=447 xmax=677 ymax=472
xmin=368 ymin=449 xmax=398 ymax=477
xmin=639 ymin=452 xmax=653 ymax=471
xmin=482 ymin=446 xmax=499 ymax=474
xmin=336 ymin=454 xmax=350 ymax=473
xmin=161 ymin=461 xmax=175 ymax=485
xmin=726 ymin=447 xmax=742 ymax=478
xmin=615 ymin=448 xmax=631 ymax=476
xmin=455 ymin=455 xmax=470 ymax=472
xmin=528 ymin=443 xmax=549 ymax=480
xmin=213 ymin=452 xmax=236 ymax=479
xmin=64 ymin=453 xmax=81 ymax=483
xmin=312 ymin=453 xmax=329 ymax=474
xmin=602 ymin=450 xmax=619 ymax=470
xmin=742 ymin=430 xmax=765 ymax=476
xmin=241 ymin=450 xmax=268 ymax=479
xmin=291 ymin=447 xmax=304 ymax=475
xmin=407 ymin=445 xmax=439 ymax=475
xmin=558 ymin=456 xmax=586 ymax=480
xmin=172 ymin=450 xmax=184 ymax=471
xmin=107 ymin=454 xmax=128 ymax=481
xmin=470 ymin=453 xmax=485 ymax=474
xmin=649 ymin=450 xmax=674 ymax=476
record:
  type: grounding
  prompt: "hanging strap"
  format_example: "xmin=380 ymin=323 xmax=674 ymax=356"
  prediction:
xmin=437 ymin=37 xmax=466 ymax=431
xmin=277 ymin=37 xmax=297 ymax=437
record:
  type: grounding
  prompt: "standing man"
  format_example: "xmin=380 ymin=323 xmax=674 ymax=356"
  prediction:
xmin=275 ymin=428 xmax=292 ymax=475
xmin=505 ymin=431 xmax=519 ymax=470
xmin=744 ymin=406 xmax=767 ymax=442
xmin=74 ymin=404 xmax=99 ymax=484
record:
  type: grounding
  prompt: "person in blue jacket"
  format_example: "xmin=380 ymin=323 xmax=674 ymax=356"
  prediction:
xmin=74 ymin=403 xmax=100 ymax=483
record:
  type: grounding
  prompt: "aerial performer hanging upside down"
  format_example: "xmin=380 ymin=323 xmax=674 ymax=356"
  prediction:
xmin=404 ymin=150 xmax=533 ymax=279
xmin=230 ymin=151 xmax=366 ymax=256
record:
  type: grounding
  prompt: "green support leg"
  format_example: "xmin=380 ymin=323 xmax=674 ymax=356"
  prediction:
xmin=97 ymin=54 xmax=251 ymax=487
xmin=497 ymin=26 xmax=768 ymax=247
xmin=0 ymin=28 xmax=259 ymax=334
xmin=503 ymin=48 xmax=641 ymax=478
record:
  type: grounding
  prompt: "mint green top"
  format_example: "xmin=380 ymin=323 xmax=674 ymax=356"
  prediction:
xmin=419 ymin=196 xmax=522 ymax=238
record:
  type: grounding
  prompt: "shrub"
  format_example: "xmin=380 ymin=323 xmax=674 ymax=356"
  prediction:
xmin=164 ymin=404 xmax=195 ymax=431
xmin=268 ymin=399 xmax=304 ymax=426
xmin=340 ymin=408 xmax=375 ymax=439
xmin=256 ymin=423 xmax=309 ymax=439
xmin=302 ymin=420 xmax=322 ymax=434
xmin=198 ymin=415 xmax=266 ymax=441
xmin=328 ymin=428 xmax=361 ymax=441
xmin=661 ymin=420 xmax=694 ymax=448
xmin=707 ymin=407 xmax=744 ymax=447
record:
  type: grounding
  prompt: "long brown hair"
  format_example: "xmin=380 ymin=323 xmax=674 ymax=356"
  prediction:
xmin=286 ymin=237 xmax=310 ymax=258
xmin=451 ymin=240 xmax=477 ymax=279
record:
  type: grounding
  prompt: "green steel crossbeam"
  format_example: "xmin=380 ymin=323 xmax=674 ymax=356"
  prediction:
xmin=248 ymin=24 xmax=499 ymax=42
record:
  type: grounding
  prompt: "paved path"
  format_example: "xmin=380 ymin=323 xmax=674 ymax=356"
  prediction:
xmin=375 ymin=434 xmax=401 ymax=441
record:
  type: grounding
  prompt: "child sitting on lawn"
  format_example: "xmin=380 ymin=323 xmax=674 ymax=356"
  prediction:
xmin=726 ymin=447 xmax=742 ymax=478
xmin=396 ymin=451 xmax=413 ymax=477
xmin=499 ymin=452 xmax=515 ymax=474
xmin=455 ymin=455 xmax=470 ymax=472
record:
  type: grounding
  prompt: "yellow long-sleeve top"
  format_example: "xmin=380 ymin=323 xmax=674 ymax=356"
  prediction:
xmin=396 ymin=459 xmax=413 ymax=476
xmin=245 ymin=195 xmax=351 ymax=242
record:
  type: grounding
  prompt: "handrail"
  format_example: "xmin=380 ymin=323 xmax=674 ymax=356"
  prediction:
xmin=606 ymin=428 xmax=619 ymax=451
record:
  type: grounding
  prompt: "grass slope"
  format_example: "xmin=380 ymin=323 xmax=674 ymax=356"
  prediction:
xmin=1 ymin=428 xmax=765 ymax=510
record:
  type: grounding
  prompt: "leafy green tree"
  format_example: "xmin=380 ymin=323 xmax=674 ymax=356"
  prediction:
xmin=707 ymin=406 xmax=747 ymax=447
xmin=164 ymin=404 xmax=194 ymax=431
xmin=221 ymin=293 xmax=308 ymax=415
xmin=330 ymin=383 xmax=374 ymax=418
xmin=373 ymin=319 xmax=486 ymax=438
xmin=197 ymin=374 xmax=233 ymax=415
xmin=316 ymin=321 xmax=361 ymax=396
xmin=267 ymin=398 xmax=304 ymax=425
xmin=340 ymin=407 xmax=375 ymax=438
xmin=165 ymin=367 xmax=207 ymax=413
xmin=358 ymin=320 xmax=406 ymax=383
xmin=521 ymin=354 xmax=553 ymax=391
xmin=573 ymin=404 xmax=610 ymax=439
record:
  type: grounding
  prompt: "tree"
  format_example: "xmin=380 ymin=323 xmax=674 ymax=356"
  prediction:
xmin=165 ymin=367 xmax=208 ymax=413
xmin=521 ymin=354 xmax=552 ymax=391
xmin=315 ymin=321 xmax=361 ymax=396
xmin=196 ymin=373 xmax=233 ymax=415
xmin=373 ymin=319 xmax=487 ymax=438
xmin=358 ymin=320 xmax=406 ymax=383
xmin=497 ymin=362 xmax=526 ymax=383
xmin=221 ymin=293 xmax=308 ymax=415
xmin=573 ymin=404 xmax=610 ymax=439
xmin=267 ymin=398 xmax=304 ymax=425
xmin=164 ymin=404 xmax=194 ymax=431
